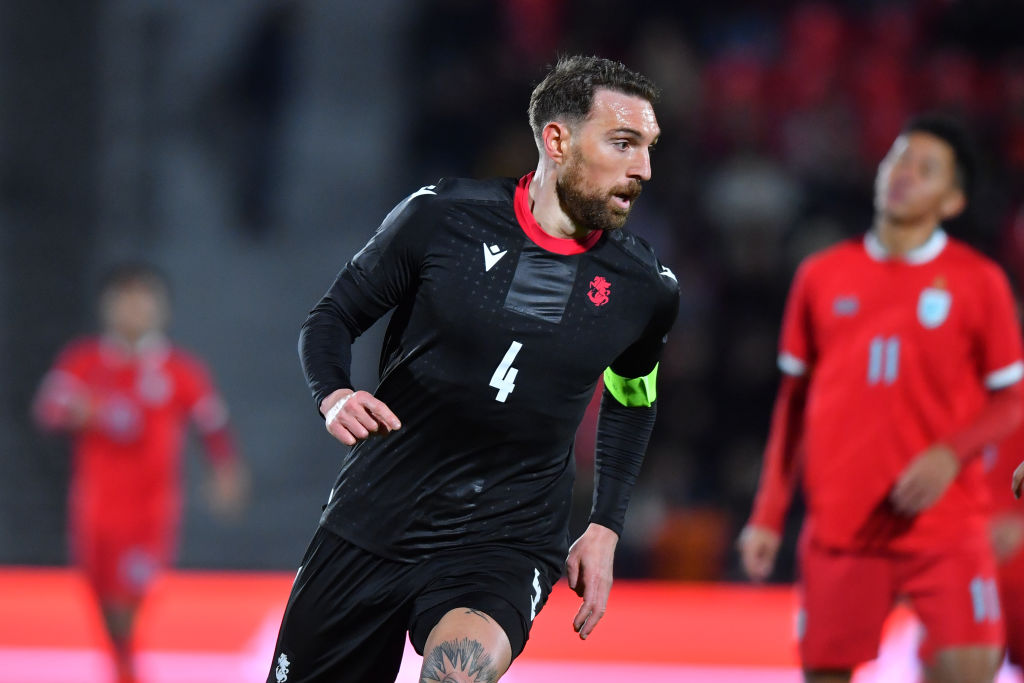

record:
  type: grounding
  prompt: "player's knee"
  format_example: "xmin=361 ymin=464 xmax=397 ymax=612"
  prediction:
xmin=420 ymin=608 xmax=512 ymax=682
xmin=929 ymin=646 xmax=1002 ymax=683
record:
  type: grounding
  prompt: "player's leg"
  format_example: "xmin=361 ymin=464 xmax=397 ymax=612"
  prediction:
xmin=111 ymin=517 xmax=175 ymax=683
xmin=997 ymin=553 xmax=1024 ymax=670
xmin=100 ymin=598 xmax=142 ymax=683
xmin=797 ymin=535 xmax=895 ymax=681
xmin=803 ymin=673 xmax=852 ymax=683
xmin=906 ymin=543 xmax=1004 ymax=683
xmin=73 ymin=518 xmax=157 ymax=683
xmin=924 ymin=647 xmax=1002 ymax=683
xmin=410 ymin=549 xmax=558 ymax=680
xmin=266 ymin=527 xmax=414 ymax=683
xmin=418 ymin=608 xmax=512 ymax=682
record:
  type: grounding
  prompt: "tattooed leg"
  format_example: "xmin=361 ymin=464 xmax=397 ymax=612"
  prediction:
xmin=419 ymin=608 xmax=512 ymax=683
xmin=420 ymin=638 xmax=497 ymax=683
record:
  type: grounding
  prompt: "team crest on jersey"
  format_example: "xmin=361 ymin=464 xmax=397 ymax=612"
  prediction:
xmin=917 ymin=286 xmax=951 ymax=328
xmin=275 ymin=653 xmax=290 ymax=682
xmin=588 ymin=276 xmax=611 ymax=306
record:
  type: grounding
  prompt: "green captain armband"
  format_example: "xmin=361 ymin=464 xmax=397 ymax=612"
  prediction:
xmin=603 ymin=364 xmax=659 ymax=407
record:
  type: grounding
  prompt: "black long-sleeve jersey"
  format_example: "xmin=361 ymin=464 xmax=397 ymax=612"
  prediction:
xmin=300 ymin=174 xmax=679 ymax=568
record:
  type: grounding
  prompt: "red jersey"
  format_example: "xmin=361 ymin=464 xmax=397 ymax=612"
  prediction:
xmin=770 ymin=230 xmax=1023 ymax=552
xmin=35 ymin=335 xmax=233 ymax=528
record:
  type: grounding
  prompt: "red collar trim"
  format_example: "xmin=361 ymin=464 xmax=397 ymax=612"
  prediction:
xmin=514 ymin=172 xmax=603 ymax=255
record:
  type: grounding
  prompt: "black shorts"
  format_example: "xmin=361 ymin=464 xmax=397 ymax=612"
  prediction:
xmin=265 ymin=526 xmax=559 ymax=683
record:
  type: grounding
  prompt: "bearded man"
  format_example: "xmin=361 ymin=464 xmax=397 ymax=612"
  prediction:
xmin=267 ymin=55 xmax=678 ymax=683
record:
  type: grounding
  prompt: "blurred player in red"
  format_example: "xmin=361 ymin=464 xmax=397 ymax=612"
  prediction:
xmin=33 ymin=263 xmax=247 ymax=683
xmin=991 ymin=420 xmax=1024 ymax=672
xmin=738 ymin=115 xmax=1024 ymax=683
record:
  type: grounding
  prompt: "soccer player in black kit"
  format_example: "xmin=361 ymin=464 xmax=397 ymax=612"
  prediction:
xmin=267 ymin=55 xmax=678 ymax=683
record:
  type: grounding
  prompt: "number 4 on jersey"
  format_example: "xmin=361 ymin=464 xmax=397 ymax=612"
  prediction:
xmin=490 ymin=341 xmax=523 ymax=402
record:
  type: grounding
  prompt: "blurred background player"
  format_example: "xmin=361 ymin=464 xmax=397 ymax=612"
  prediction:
xmin=738 ymin=115 xmax=1024 ymax=683
xmin=33 ymin=262 xmax=248 ymax=683
xmin=989 ymin=419 xmax=1024 ymax=675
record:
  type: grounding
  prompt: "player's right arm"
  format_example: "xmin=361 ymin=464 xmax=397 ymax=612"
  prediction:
xmin=738 ymin=373 xmax=808 ymax=581
xmin=299 ymin=185 xmax=438 ymax=445
xmin=739 ymin=262 xmax=814 ymax=582
xmin=32 ymin=341 xmax=95 ymax=432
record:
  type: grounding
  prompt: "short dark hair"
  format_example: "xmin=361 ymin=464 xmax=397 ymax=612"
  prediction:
xmin=98 ymin=261 xmax=170 ymax=300
xmin=902 ymin=113 xmax=978 ymax=198
xmin=528 ymin=55 xmax=660 ymax=144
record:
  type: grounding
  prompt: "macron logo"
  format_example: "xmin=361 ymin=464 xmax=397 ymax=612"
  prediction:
xmin=408 ymin=185 xmax=436 ymax=200
xmin=483 ymin=243 xmax=507 ymax=271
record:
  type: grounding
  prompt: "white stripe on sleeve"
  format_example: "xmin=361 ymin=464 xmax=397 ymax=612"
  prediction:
xmin=985 ymin=360 xmax=1024 ymax=390
xmin=778 ymin=352 xmax=808 ymax=377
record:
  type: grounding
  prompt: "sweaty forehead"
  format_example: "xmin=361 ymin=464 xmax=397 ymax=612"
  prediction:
xmin=589 ymin=89 xmax=660 ymax=139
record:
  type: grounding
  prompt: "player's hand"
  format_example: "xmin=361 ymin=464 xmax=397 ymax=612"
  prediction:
xmin=565 ymin=523 xmax=618 ymax=640
xmin=64 ymin=393 xmax=94 ymax=429
xmin=736 ymin=524 xmax=781 ymax=582
xmin=1013 ymin=461 xmax=1024 ymax=500
xmin=204 ymin=459 xmax=249 ymax=522
xmin=890 ymin=444 xmax=960 ymax=515
xmin=321 ymin=388 xmax=401 ymax=447
xmin=991 ymin=513 xmax=1024 ymax=563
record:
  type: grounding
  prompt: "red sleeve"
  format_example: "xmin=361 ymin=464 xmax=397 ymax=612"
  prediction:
xmin=748 ymin=369 xmax=808 ymax=533
xmin=174 ymin=353 xmax=237 ymax=465
xmin=943 ymin=384 xmax=1023 ymax=463
xmin=777 ymin=261 xmax=814 ymax=377
xmin=940 ymin=263 xmax=1024 ymax=463
xmin=975 ymin=263 xmax=1024 ymax=391
xmin=33 ymin=340 xmax=95 ymax=431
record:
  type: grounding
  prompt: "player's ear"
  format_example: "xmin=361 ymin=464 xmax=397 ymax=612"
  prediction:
xmin=938 ymin=186 xmax=966 ymax=221
xmin=541 ymin=121 xmax=571 ymax=164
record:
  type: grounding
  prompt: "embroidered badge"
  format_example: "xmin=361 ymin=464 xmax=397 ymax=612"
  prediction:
xmin=587 ymin=276 xmax=610 ymax=306
xmin=918 ymin=280 xmax=951 ymax=329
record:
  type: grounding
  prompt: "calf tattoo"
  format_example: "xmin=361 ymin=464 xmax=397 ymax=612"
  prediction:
xmin=420 ymin=638 xmax=498 ymax=683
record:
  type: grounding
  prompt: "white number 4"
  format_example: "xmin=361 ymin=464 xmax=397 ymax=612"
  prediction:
xmin=490 ymin=341 xmax=523 ymax=402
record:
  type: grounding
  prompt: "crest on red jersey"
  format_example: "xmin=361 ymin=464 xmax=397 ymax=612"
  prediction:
xmin=588 ymin=276 xmax=611 ymax=306
xmin=918 ymin=286 xmax=951 ymax=329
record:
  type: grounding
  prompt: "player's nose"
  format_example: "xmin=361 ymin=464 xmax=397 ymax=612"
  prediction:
xmin=629 ymin=149 xmax=652 ymax=182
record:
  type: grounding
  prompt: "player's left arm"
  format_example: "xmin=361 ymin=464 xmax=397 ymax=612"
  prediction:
xmin=179 ymin=355 xmax=248 ymax=519
xmin=566 ymin=267 xmax=679 ymax=640
xmin=893 ymin=386 xmax=1023 ymax=514
xmin=894 ymin=264 xmax=1024 ymax=513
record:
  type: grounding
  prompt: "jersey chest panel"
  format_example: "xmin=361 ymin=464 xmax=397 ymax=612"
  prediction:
xmin=808 ymin=257 xmax=977 ymax=394
xmin=406 ymin=205 xmax=648 ymax=412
